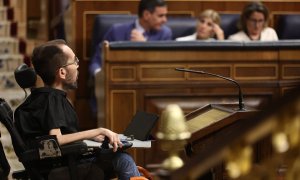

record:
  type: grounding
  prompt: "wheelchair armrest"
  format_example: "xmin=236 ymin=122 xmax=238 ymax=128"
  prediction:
xmin=19 ymin=141 xmax=89 ymax=163
xmin=60 ymin=141 xmax=89 ymax=155
xmin=19 ymin=136 xmax=89 ymax=163
xmin=19 ymin=149 xmax=40 ymax=162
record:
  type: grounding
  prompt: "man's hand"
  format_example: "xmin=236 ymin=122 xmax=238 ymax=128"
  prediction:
xmin=99 ymin=128 xmax=122 ymax=152
xmin=130 ymin=29 xmax=147 ymax=42
xmin=93 ymin=134 xmax=105 ymax=142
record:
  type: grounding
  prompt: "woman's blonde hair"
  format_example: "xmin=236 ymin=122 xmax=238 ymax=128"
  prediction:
xmin=198 ymin=9 xmax=221 ymax=25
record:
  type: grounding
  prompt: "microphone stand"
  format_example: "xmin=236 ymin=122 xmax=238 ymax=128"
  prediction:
xmin=175 ymin=68 xmax=246 ymax=111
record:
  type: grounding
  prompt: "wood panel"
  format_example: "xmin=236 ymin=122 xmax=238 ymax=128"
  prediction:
xmin=106 ymin=50 xmax=278 ymax=62
xmin=110 ymin=90 xmax=136 ymax=132
xmin=110 ymin=66 xmax=136 ymax=81
xmin=235 ymin=64 xmax=278 ymax=80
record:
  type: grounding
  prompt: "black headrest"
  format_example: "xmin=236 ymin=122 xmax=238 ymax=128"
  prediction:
xmin=14 ymin=64 xmax=37 ymax=89
xmin=277 ymin=15 xmax=300 ymax=40
xmin=166 ymin=17 xmax=196 ymax=40
xmin=220 ymin=14 xmax=240 ymax=39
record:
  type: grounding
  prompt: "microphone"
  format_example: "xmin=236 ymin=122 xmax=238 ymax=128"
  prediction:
xmin=175 ymin=68 xmax=245 ymax=111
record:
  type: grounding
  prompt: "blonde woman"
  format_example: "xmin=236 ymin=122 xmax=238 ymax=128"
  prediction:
xmin=176 ymin=9 xmax=224 ymax=41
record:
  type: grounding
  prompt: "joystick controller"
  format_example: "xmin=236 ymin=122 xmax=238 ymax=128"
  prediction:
xmin=100 ymin=137 xmax=132 ymax=153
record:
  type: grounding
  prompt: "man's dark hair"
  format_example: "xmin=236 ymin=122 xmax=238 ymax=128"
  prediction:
xmin=31 ymin=39 xmax=68 ymax=86
xmin=239 ymin=1 xmax=269 ymax=32
xmin=138 ymin=0 xmax=166 ymax=17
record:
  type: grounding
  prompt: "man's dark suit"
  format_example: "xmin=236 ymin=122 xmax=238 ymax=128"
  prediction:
xmin=89 ymin=21 xmax=172 ymax=75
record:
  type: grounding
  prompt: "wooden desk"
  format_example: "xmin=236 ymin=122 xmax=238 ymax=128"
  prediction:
xmin=101 ymin=40 xmax=300 ymax=166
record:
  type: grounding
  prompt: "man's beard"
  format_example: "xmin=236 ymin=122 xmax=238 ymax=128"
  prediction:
xmin=62 ymin=80 xmax=77 ymax=90
xmin=62 ymin=72 xmax=78 ymax=90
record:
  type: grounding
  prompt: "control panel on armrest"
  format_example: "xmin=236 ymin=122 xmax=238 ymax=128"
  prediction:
xmin=35 ymin=135 xmax=62 ymax=159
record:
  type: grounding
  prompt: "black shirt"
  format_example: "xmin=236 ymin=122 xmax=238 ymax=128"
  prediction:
xmin=14 ymin=87 xmax=79 ymax=144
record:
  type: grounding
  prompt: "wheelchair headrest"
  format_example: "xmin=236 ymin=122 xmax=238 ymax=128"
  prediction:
xmin=14 ymin=64 xmax=37 ymax=89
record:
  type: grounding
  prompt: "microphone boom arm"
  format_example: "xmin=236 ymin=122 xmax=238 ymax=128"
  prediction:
xmin=175 ymin=68 xmax=245 ymax=111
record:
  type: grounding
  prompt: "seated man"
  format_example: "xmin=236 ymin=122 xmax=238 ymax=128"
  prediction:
xmin=14 ymin=39 xmax=140 ymax=180
xmin=89 ymin=0 xmax=172 ymax=76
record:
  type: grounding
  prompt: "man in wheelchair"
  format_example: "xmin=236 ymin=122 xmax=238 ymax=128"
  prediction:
xmin=13 ymin=39 xmax=141 ymax=179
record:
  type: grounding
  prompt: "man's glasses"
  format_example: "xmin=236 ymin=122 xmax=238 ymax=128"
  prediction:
xmin=61 ymin=56 xmax=79 ymax=67
xmin=248 ymin=18 xmax=265 ymax=26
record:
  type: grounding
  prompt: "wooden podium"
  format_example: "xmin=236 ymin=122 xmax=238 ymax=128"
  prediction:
xmin=155 ymin=104 xmax=257 ymax=179
xmin=184 ymin=103 xmax=257 ymax=157
xmin=181 ymin=103 xmax=257 ymax=179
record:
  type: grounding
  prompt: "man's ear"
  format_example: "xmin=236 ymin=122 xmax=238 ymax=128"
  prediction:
xmin=58 ymin=67 xmax=67 ymax=79
xmin=143 ymin=10 xmax=151 ymax=20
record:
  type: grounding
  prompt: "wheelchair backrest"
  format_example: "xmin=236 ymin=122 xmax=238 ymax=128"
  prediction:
xmin=0 ymin=98 xmax=28 ymax=158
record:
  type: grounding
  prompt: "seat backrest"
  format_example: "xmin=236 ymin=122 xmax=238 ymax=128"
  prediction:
xmin=276 ymin=14 xmax=300 ymax=39
xmin=220 ymin=13 xmax=240 ymax=39
xmin=0 ymin=98 xmax=27 ymax=158
xmin=91 ymin=14 xmax=136 ymax=56
xmin=90 ymin=14 xmax=198 ymax=55
xmin=165 ymin=17 xmax=196 ymax=40
xmin=91 ymin=14 xmax=240 ymax=51
xmin=0 ymin=138 xmax=10 ymax=179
